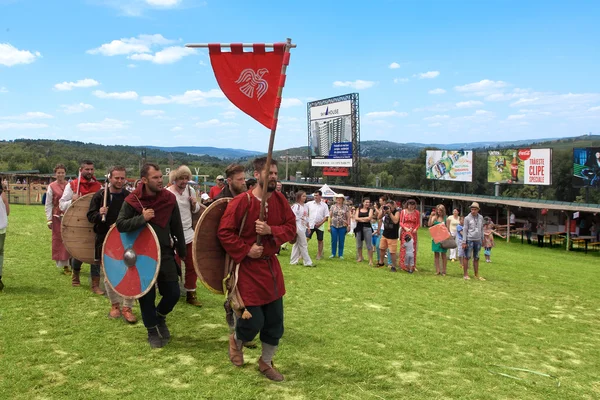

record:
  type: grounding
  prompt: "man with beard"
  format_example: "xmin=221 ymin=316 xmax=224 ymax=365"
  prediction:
xmin=87 ymin=166 xmax=137 ymax=323
xmin=59 ymin=160 xmax=103 ymax=293
xmin=167 ymin=165 xmax=202 ymax=307
xmin=215 ymin=164 xmax=247 ymax=200
xmin=218 ymin=157 xmax=296 ymax=381
xmin=116 ymin=163 xmax=186 ymax=348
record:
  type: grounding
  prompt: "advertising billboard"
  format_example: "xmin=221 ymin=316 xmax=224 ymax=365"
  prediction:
xmin=573 ymin=147 xmax=600 ymax=188
xmin=308 ymin=98 xmax=355 ymax=168
xmin=426 ymin=150 xmax=473 ymax=182
xmin=487 ymin=148 xmax=552 ymax=185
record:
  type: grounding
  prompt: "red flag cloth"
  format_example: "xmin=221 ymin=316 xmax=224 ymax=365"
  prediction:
xmin=209 ymin=43 xmax=286 ymax=129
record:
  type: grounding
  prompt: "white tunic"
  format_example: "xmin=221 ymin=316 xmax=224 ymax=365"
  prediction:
xmin=168 ymin=186 xmax=200 ymax=244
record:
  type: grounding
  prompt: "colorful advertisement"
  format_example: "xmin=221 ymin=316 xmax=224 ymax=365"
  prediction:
xmin=487 ymin=148 xmax=552 ymax=185
xmin=309 ymin=99 xmax=354 ymax=167
xmin=426 ymin=150 xmax=473 ymax=182
xmin=573 ymin=147 xmax=600 ymax=188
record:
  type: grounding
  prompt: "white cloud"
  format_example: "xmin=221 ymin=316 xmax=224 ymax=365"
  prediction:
xmin=0 ymin=122 xmax=49 ymax=130
xmin=417 ymin=71 xmax=440 ymax=79
xmin=428 ymin=88 xmax=446 ymax=95
xmin=474 ymin=109 xmax=492 ymax=116
xmin=507 ymin=114 xmax=527 ymax=120
xmin=393 ymin=78 xmax=409 ymax=84
xmin=77 ymin=118 xmax=130 ymax=131
xmin=0 ymin=86 xmax=7 ymax=93
xmin=195 ymin=119 xmax=239 ymax=128
xmin=413 ymin=103 xmax=453 ymax=113
xmin=365 ymin=111 xmax=408 ymax=118
xmin=146 ymin=0 xmax=180 ymax=6
xmin=220 ymin=111 xmax=236 ymax=119
xmin=87 ymin=34 xmax=175 ymax=56
xmin=93 ymin=90 xmax=139 ymax=100
xmin=589 ymin=106 xmax=600 ymax=112
xmin=456 ymin=100 xmax=484 ymax=108
xmin=389 ymin=62 xmax=401 ymax=69
xmin=170 ymin=126 xmax=183 ymax=132
xmin=0 ymin=43 xmax=42 ymax=66
xmin=127 ymin=64 xmax=137 ymax=68
xmin=54 ymin=78 xmax=100 ymax=91
xmin=454 ymin=79 xmax=508 ymax=94
xmin=60 ymin=103 xmax=94 ymax=114
xmin=423 ymin=114 xmax=450 ymax=121
xmin=333 ymin=80 xmax=376 ymax=90
xmin=428 ymin=122 xmax=443 ymax=127
xmin=281 ymin=98 xmax=303 ymax=108
xmin=485 ymin=88 xmax=529 ymax=101
xmin=510 ymin=93 xmax=600 ymax=108
xmin=140 ymin=109 xmax=165 ymax=116
xmin=141 ymin=89 xmax=224 ymax=105
xmin=0 ymin=112 xmax=54 ymax=120
xmin=129 ymin=46 xmax=197 ymax=64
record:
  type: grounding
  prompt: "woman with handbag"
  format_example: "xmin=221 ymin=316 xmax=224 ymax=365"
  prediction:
xmin=428 ymin=204 xmax=448 ymax=276
xmin=399 ymin=199 xmax=420 ymax=272
xmin=328 ymin=193 xmax=350 ymax=259
xmin=290 ymin=191 xmax=315 ymax=267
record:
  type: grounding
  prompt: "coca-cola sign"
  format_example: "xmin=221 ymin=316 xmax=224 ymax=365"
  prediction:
xmin=518 ymin=149 xmax=531 ymax=161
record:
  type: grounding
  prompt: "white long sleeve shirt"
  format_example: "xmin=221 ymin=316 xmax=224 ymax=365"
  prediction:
xmin=168 ymin=186 xmax=200 ymax=244
xmin=59 ymin=184 xmax=75 ymax=213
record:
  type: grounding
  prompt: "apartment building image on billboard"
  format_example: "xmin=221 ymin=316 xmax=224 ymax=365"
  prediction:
xmin=311 ymin=115 xmax=352 ymax=156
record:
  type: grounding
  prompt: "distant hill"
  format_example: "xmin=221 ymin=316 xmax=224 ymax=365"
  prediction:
xmin=147 ymin=146 xmax=262 ymax=160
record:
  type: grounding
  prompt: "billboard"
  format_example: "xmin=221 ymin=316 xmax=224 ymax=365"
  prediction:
xmin=308 ymin=97 xmax=356 ymax=168
xmin=487 ymin=148 xmax=552 ymax=185
xmin=573 ymin=147 xmax=600 ymax=188
xmin=426 ymin=150 xmax=473 ymax=182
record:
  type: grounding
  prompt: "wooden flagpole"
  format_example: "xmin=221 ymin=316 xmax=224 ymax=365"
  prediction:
xmin=256 ymin=38 xmax=293 ymax=245
xmin=101 ymin=171 xmax=109 ymax=222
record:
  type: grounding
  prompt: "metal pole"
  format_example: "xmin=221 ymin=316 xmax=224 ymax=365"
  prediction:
xmin=257 ymin=38 xmax=294 ymax=245
xmin=506 ymin=206 xmax=510 ymax=243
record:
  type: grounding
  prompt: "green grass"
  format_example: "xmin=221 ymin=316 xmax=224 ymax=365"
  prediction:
xmin=1 ymin=205 xmax=599 ymax=399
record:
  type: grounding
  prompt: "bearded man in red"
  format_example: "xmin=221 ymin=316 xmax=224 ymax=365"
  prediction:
xmin=218 ymin=157 xmax=296 ymax=381
xmin=59 ymin=159 xmax=103 ymax=293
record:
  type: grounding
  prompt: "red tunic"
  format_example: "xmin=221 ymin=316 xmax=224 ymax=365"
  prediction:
xmin=209 ymin=185 xmax=223 ymax=199
xmin=218 ymin=190 xmax=296 ymax=307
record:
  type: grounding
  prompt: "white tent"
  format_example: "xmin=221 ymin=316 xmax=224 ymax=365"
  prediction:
xmin=318 ymin=184 xmax=337 ymax=198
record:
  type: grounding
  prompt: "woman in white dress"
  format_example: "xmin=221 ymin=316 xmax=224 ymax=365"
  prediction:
xmin=290 ymin=191 xmax=315 ymax=267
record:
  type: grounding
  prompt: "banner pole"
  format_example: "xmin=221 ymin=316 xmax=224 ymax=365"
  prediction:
xmin=257 ymin=38 xmax=293 ymax=246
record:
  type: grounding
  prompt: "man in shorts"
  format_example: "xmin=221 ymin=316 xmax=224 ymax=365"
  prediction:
xmin=305 ymin=190 xmax=329 ymax=260
xmin=463 ymin=202 xmax=484 ymax=280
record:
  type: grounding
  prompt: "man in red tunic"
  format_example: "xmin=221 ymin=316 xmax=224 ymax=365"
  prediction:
xmin=59 ymin=159 xmax=103 ymax=293
xmin=217 ymin=157 xmax=296 ymax=382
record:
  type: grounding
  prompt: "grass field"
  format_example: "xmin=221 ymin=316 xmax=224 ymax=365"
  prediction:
xmin=1 ymin=205 xmax=599 ymax=399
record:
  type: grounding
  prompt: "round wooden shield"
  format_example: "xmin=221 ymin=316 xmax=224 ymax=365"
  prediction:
xmin=192 ymin=197 xmax=232 ymax=294
xmin=102 ymin=224 xmax=161 ymax=299
xmin=61 ymin=193 xmax=96 ymax=265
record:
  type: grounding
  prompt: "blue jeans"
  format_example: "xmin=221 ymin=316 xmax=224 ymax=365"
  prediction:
xmin=331 ymin=226 xmax=347 ymax=257
xmin=373 ymin=234 xmax=381 ymax=262
xmin=465 ymin=241 xmax=482 ymax=260
xmin=138 ymin=280 xmax=180 ymax=328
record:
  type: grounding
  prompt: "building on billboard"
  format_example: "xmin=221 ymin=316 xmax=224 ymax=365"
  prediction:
xmin=307 ymin=93 xmax=360 ymax=182
xmin=487 ymin=148 xmax=552 ymax=185
xmin=573 ymin=147 xmax=600 ymax=189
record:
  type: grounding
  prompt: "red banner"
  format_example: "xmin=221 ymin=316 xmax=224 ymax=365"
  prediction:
xmin=209 ymin=43 xmax=285 ymax=129
xmin=323 ymin=167 xmax=349 ymax=177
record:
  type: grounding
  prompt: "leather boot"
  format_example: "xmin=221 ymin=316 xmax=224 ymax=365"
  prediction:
xmin=147 ymin=326 xmax=164 ymax=349
xmin=108 ymin=303 xmax=121 ymax=319
xmin=63 ymin=266 xmax=71 ymax=275
xmin=91 ymin=276 xmax=105 ymax=295
xmin=121 ymin=307 xmax=137 ymax=324
xmin=186 ymin=290 xmax=202 ymax=307
xmin=71 ymin=270 xmax=81 ymax=287
xmin=157 ymin=315 xmax=170 ymax=344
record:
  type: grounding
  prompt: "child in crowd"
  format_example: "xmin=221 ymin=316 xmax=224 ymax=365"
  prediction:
xmin=483 ymin=217 xmax=505 ymax=263
xmin=371 ymin=216 xmax=381 ymax=264
xmin=403 ymin=234 xmax=415 ymax=273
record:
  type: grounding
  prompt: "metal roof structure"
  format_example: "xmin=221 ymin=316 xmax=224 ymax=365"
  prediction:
xmin=284 ymin=181 xmax=600 ymax=213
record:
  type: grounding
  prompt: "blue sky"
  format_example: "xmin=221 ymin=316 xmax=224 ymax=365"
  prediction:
xmin=1 ymin=0 xmax=599 ymax=152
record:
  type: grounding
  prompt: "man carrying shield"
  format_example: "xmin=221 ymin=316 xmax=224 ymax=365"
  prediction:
xmin=59 ymin=159 xmax=103 ymax=293
xmin=116 ymin=163 xmax=186 ymax=348
xmin=87 ymin=165 xmax=137 ymax=324
xmin=218 ymin=157 xmax=296 ymax=381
